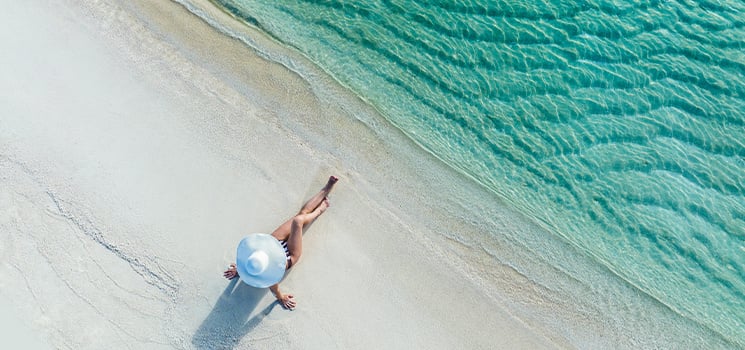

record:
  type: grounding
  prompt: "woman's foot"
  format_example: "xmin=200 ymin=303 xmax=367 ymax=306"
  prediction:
xmin=324 ymin=176 xmax=339 ymax=191
xmin=223 ymin=263 xmax=238 ymax=280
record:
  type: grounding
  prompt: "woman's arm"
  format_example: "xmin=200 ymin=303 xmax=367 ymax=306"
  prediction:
xmin=225 ymin=265 xmax=295 ymax=309
xmin=270 ymin=283 xmax=296 ymax=310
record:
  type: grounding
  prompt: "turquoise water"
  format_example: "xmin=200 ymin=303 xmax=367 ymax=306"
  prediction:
xmin=211 ymin=0 xmax=744 ymax=346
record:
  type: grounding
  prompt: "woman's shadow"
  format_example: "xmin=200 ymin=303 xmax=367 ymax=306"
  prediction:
xmin=191 ymin=279 xmax=279 ymax=349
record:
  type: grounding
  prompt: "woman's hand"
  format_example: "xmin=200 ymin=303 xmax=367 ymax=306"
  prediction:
xmin=270 ymin=284 xmax=296 ymax=310
xmin=277 ymin=293 xmax=296 ymax=310
xmin=223 ymin=263 xmax=238 ymax=280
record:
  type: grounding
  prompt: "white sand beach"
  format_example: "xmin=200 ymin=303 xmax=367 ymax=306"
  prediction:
xmin=0 ymin=0 xmax=581 ymax=349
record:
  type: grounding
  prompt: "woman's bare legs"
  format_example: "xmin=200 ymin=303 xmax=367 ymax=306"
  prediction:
xmin=270 ymin=176 xmax=338 ymax=243
xmin=300 ymin=176 xmax=338 ymax=213
xmin=284 ymin=198 xmax=329 ymax=267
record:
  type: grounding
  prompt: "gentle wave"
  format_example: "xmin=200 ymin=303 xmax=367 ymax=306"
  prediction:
xmin=204 ymin=0 xmax=744 ymax=346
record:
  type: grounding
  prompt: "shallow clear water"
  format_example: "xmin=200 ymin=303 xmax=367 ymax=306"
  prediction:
xmin=212 ymin=0 xmax=744 ymax=346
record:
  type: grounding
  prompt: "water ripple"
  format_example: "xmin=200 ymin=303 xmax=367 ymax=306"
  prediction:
xmin=215 ymin=0 xmax=745 ymax=346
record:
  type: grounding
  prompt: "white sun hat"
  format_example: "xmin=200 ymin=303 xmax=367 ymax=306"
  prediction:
xmin=235 ymin=233 xmax=287 ymax=288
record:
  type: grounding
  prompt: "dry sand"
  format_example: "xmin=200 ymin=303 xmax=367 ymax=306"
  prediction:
xmin=0 ymin=0 xmax=562 ymax=349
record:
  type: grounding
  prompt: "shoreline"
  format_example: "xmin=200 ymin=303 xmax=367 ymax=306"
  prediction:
xmin=158 ymin=1 xmax=731 ymax=348
xmin=0 ymin=0 xmax=733 ymax=349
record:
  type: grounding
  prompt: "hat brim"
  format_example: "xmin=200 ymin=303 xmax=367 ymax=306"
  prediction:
xmin=236 ymin=233 xmax=287 ymax=288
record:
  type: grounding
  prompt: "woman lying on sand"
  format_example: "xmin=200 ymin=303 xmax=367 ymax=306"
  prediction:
xmin=223 ymin=176 xmax=339 ymax=309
